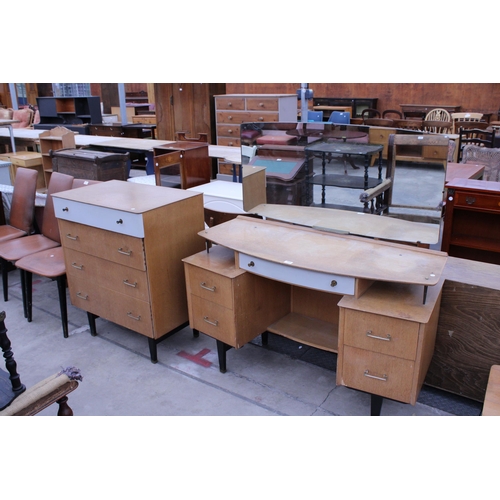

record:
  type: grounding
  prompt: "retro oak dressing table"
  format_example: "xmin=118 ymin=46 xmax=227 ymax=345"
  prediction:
xmin=183 ymin=216 xmax=447 ymax=415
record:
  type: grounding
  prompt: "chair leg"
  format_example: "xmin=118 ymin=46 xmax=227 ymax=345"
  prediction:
xmin=56 ymin=274 xmax=68 ymax=338
xmin=1 ymin=257 xmax=9 ymax=302
xmin=19 ymin=270 xmax=27 ymax=319
xmin=25 ymin=270 xmax=33 ymax=323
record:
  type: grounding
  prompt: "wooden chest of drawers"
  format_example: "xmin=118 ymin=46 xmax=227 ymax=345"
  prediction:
xmin=214 ymin=94 xmax=297 ymax=174
xmin=337 ymin=280 xmax=443 ymax=405
xmin=53 ymin=180 xmax=206 ymax=362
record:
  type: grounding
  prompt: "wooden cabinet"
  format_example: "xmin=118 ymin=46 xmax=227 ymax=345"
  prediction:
xmin=215 ymin=94 xmax=298 ymax=148
xmin=441 ymin=178 xmax=500 ymax=265
xmin=313 ymin=97 xmax=378 ymax=118
xmin=38 ymin=126 xmax=76 ymax=188
xmin=337 ymin=280 xmax=443 ymax=406
xmin=184 ymin=216 xmax=447 ymax=413
xmin=53 ymin=180 xmax=206 ymax=362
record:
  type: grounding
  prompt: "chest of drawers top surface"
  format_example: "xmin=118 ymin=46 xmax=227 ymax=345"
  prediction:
xmin=52 ymin=179 xmax=201 ymax=214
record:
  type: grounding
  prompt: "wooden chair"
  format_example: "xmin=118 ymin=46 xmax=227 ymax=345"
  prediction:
xmin=393 ymin=119 xmax=423 ymax=130
xmin=0 ymin=172 xmax=74 ymax=302
xmin=461 ymin=145 xmax=500 ymax=182
xmin=457 ymin=128 xmax=496 ymax=162
xmin=0 ymin=167 xmax=38 ymax=245
xmin=422 ymin=120 xmax=452 ymax=134
xmin=451 ymin=112 xmax=483 ymax=133
xmin=361 ymin=108 xmax=381 ymax=120
xmin=14 ymin=179 xmax=101 ymax=338
xmin=0 ymin=311 xmax=81 ymax=415
xmin=425 ymin=108 xmax=451 ymax=122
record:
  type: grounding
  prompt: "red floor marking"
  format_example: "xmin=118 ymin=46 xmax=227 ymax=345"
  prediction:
xmin=177 ymin=348 xmax=212 ymax=368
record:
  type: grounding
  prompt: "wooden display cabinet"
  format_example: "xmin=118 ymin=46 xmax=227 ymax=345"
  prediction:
xmin=441 ymin=178 xmax=500 ymax=265
xmin=38 ymin=127 xmax=76 ymax=188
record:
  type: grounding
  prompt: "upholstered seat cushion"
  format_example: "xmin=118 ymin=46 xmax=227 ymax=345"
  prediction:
xmin=12 ymin=108 xmax=33 ymax=128
xmin=0 ymin=234 xmax=60 ymax=262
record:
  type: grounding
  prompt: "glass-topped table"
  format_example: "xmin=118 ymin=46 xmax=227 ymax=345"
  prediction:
xmin=305 ymin=140 xmax=384 ymax=211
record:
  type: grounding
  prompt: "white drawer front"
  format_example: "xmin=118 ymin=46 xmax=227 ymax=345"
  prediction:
xmin=238 ymin=253 xmax=355 ymax=295
xmin=54 ymin=198 xmax=145 ymax=238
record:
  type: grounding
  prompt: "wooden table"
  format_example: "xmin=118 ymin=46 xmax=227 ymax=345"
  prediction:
xmin=446 ymin=162 xmax=485 ymax=183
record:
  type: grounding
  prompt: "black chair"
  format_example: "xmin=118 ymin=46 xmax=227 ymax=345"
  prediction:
xmin=457 ymin=127 xmax=496 ymax=162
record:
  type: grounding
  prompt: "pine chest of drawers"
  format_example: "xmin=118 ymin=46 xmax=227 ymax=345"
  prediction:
xmin=53 ymin=180 xmax=206 ymax=362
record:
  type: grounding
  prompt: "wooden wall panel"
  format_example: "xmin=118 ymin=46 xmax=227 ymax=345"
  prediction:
xmin=226 ymin=83 xmax=500 ymax=116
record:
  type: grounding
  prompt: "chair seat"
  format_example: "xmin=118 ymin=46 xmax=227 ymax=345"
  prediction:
xmin=0 ymin=226 xmax=27 ymax=244
xmin=16 ymin=246 xmax=65 ymax=278
xmin=0 ymin=234 xmax=60 ymax=262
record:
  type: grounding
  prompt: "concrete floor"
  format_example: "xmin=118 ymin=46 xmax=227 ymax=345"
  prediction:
xmin=1 ymin=157 xmax=458 ymax=417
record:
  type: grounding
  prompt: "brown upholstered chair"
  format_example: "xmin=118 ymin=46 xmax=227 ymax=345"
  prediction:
xmin=14 ymin=178 xmax=101 ymax=338
xmin=0 ymin=172 xmax=74 ymax=302
xmin=0 ymin=311 xmax=81 ymax=415
xmin=0 ymin=167 xmax=38 ymax=244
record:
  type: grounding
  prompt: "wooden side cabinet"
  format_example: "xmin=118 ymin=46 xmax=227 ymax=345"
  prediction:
xmin=53 ymin=180 xmax=206 ymax=362
xmin=441 ymin=178 xmax=500 ymax=265
xmin=337 ymin=280 xmax=443 ymax=408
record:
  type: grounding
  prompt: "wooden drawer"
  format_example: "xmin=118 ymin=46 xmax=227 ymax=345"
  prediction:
xmin=185 ymin=263 xmax=235 ymax=309
xmin=216 ymin=112 xmax=253 ymax=124
xmin=217 ymin=137 xmax=241 ymax=147
xmin=217 ymin=125 xmax=241 ymax=138
xmin=58 ymin=220 xmax=146 ymax=271
xmin=68 ymin=274 xmax=154 ymax=337
xmin=64 ymin=248 xmax=149 ymax=302
xmin=215 ymin=97 xmax=246 ymax=110
xmin=246 ymin=98 xmax=279 ymax=111
xmin=189 ymin=295 xmax=238 ymax=345
xmin=342 ymin=345 xmax=415 ymax=403
xmin=422 ymin=145 xmax=447 ymax=160
xmin=53 ymin=197 xmax=145 ymax=238
xmin=343 ymin=309 xmax=419 ymax=360
xmin=452 ymin=191 xmax=500 ymax=211
xmin=247 ymin=112 xmax=280 ymax=122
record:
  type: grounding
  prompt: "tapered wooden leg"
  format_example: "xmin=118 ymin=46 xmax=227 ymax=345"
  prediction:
xmin=56 ymin=396 xmax=74 ymax=416
xmin=56 ymin=275 xmax=68 ymax=338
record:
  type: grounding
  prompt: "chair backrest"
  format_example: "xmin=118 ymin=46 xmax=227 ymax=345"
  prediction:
xmin=328 ymin=111 xmax=350 ymax=124
xmin=461 ymin=145 xmax=500 ymax=182
xmin=451 ymin=112 xmax=483 ymax=133
xmin=307 ymin=111 xmax=323 ymax=122
xmin=425 ymin=108 xmax=451 ymax=121
xmin=458 ymin=128 xmax=496 ymax=161
xmin=361 ymin=108 xmax=380 ymax=120
xmin=9 ymin=167 xmax=38 ymax=233
xmin=393 ymin=119 xmax=423 ymax=130
xmin=41 ymin=172 xmax=74 ymax=243
xmin=422 ymin=120 xmax=452 ymax=134
xmin=382 ymin=109 xmax=403 ymax=119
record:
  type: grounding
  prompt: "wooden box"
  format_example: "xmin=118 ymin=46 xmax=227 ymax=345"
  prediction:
xmin=50 ymin=148 xmax=129 ymax=181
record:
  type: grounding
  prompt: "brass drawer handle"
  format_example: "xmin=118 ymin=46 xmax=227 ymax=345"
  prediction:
xmin=71 ymin=263 xmax=84 ymax=270
xmin=203 ymin=316 xmax=218 ymax=327
xmin=123 ymin=280 xmax=137 ymax=288
xmin=366 ymin=331 xmax=392 ymax=341
xmin=76 ymin=292 xmax=88 ymax=300
xmin=127 ymin=312 xmax=141 ymax=321
xmin=465 ymin=196 xmax=476 ymax=205
xmin=66 ymin=234 xmax=78 ymax=241
xmin=364 ymin=370 xmax=388 ymax=382
xmin=118 ymin=248 xmax=132 ymax=256
xmin=200 ymin=282 xmax=216 ymax=292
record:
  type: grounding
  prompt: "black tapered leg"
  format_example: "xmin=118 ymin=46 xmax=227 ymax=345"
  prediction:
xmin=370 ymin=394 xmax=384 ymax=416
xmin=19 ymin=269 xmax=27 ymax=318
xmin=25 ymin=271 xmax=33 ymax=322
xmin=56 ymin=275 xmax=68 ymax=338
xmin=2 ymin=257 xmax=9 ymax=302
xmin=216 ymin=340 xmax=232 ymax=373
xmin=148 ymin=338 xmax=158 ymax=364
xmin=87 ymin=312 xmax=98 ymax=336
xmin=261 ymin=331 xmax=269 ymax=345
xmin=192 ymin=328 xmax=199 ymax=338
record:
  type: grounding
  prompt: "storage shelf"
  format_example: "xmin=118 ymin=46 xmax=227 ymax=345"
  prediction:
xmin=450 ymin=235 xmax=500 ymax=253
xmin=267 ymin=312 xmax=338 ymax=352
